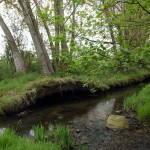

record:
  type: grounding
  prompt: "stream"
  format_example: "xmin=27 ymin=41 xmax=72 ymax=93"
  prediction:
xmin=0 ymin=83 xmax=150 ymax=150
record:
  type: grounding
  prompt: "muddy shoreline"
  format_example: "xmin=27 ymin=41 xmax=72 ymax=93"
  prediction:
xmin=69 ymin=107 xmax=150 ymax=150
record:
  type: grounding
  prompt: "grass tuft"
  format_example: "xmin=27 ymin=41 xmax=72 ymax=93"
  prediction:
xmin=124 ymin=84 xmax=150 ymax=119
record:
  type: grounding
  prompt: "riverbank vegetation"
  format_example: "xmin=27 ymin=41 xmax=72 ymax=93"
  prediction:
xmin=0 ymin=124 xmax=87 ymax=150
xmin=124 ymin=84 xmax=150 ymax=119
xmin=0 ymin=60 xmax=150 ymax=115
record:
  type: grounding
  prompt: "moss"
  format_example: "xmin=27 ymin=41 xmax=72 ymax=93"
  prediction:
xmin=106 ymin=115 xmax=129 ymax=128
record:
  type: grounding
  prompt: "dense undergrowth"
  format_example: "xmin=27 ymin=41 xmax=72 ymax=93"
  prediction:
xmin=124 ymin=84 xmax=150 ymax=119
xmin=0 ymin=124 xmax=87 ymax=150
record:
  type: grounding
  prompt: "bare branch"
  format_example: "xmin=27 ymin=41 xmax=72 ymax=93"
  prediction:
xmin=64 ymin=0 xmax=71 ymax=10
xmin=77 ymin=35 xmax=118 ymax=45
xmin=65 ymin=3 xmax=78 ymax=23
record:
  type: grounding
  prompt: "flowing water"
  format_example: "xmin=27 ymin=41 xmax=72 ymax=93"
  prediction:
xmin=0 ymin=83 xmax=150 ymax=150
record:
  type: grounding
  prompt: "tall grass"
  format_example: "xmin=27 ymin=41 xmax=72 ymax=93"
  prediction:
xmin=0 ymin=124 xmax=82 ymax=150
xmin=124 ymin=84 xmax=150 ymax=119
xmin=53 ymin=124 xmax=75 ymax=149
xmin=33 ymin=124 xmax=75 ymax=149
xmin=0 ymin=128 xmax=60 ymax=150
xmin=0 ymin=61 xmax=16 ymax=81
xmin=33 ymin=124 xmax=45 ymax=142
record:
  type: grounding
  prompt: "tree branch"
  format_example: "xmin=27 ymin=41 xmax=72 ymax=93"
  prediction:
xmin=77 ymin=35 xmax=119 ymax=45
xmin=65 ymin=3 xmax=78 ymax=23
xmin=137 ymin=1 xmax=150 ymax=15
xmin=116 ymin=0 xmax=150 ymax=15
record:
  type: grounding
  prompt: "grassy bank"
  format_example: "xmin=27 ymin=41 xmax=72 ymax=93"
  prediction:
xmin=0 ymin=124 xmax=86 ymax=150
xmin=124 ymin=84 xmax=150 ymax=119
xmin=0 ymin=70 xmax=150 ymax=115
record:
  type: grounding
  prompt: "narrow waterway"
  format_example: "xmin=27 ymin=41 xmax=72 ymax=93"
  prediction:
xmin=0 ymin=83 xmax=150 ymax=150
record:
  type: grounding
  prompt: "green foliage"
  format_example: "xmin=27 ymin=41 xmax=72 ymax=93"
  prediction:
xmin=0 ymin=124 xmax=83 ymax=150
xmin=124 ymin=84 xmax=150 ymax=119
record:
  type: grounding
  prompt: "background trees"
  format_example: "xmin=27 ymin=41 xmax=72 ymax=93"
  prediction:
xmin=0 ymin=0 xmax=149 ymax=76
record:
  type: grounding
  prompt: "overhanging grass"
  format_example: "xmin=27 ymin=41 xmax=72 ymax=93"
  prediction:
xmin=0 ymin=69 xmax=150 ymax=115
xmin=124 ymin=84 xmax=150 ymax=119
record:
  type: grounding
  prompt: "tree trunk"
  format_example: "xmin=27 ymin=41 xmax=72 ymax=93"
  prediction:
xmin=54 ymin=0 xmax=60 ymax=68
xmin=33 ymin=0 xmax=55 ymax=58
xmin=59 ymin=0 xmax=68 ymax=52
xmin=0 ymin=14 xmax=26 ymax=73
xmin=70 ymin=2 xmax=76 ymax=55
xmin=101 ymin=0 xmax=117 ymax=53
xmin=18 ymin=0 xmax=54 ymax=75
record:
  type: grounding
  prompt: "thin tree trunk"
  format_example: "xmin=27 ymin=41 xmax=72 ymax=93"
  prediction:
xmin=70 ymin=2 xmax=76 ymax=55
xmin=33 ymin=0 xmax=55 ymax=57
xmin=101 ymin=0 xmax=117 ymax=53
xmin=108 ymin=23 xmax=117 ymax=51
xmin=0 ymin=14 xmax=26 ymax=73
xmin=54 ymin=0 xmax=60 ymax=68
xmin=18 ymin=0 xmax=54 ymax=75
xmin=59 ymin=0 xmax=68 ymax=52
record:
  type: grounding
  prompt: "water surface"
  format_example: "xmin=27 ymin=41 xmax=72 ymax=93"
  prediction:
xmin=0 ymin=84 xmax=144 ymax=135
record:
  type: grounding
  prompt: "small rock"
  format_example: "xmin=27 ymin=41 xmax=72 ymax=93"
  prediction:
xmin=57 ymin=115 xmax=63 ymax=119
xmin=106 ymin=115 xmax=129 ymax=129
xmin=115 ymin=110 xmax=123 ymax=115
xmin=76 ymin=129 xmax=80 ymax=133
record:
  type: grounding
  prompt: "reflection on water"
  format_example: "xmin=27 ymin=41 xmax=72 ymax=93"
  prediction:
xmin=74 ymin=99 xmax=116 ymax=127
xmin=0 ymin=84 xmax=144 ymax=135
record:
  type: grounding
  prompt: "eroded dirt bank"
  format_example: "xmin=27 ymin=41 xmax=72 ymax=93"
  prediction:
xmin=2 ymin=73 xmax=150 ymax=115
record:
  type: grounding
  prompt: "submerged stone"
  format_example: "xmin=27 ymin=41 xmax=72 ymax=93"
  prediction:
xmin=106 ymin=115 xmax=129 ymax=129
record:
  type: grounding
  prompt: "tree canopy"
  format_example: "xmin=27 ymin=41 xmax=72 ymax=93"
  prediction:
xmin=0 ymin=0 xmax=149 ymax=77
